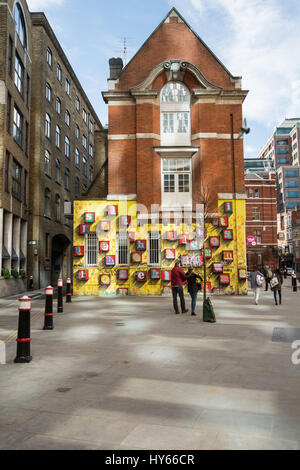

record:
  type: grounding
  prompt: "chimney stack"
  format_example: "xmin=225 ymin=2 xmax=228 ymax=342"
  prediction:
xmin=109 ymin=57 xmax=123 ymax=80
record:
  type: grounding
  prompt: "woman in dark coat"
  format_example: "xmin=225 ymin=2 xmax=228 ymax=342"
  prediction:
xmin=186 ymin=268 xmax=203 ymax=316
xmin=271 ymin=269 xmax=283 ymax=305
xmin=292 ymin=271 xmax=297 ymax=292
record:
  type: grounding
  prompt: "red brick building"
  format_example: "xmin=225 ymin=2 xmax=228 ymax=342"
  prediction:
xmin=245 ymin=172 xmax=278 ymax=270
xmin=102 ymin=8 xmax=248 ymax=212
xmin=73 ymin=8 xmax=250 ymax=296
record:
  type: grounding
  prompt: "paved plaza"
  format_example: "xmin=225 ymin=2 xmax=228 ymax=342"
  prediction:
xmin=0 ymin=280 xmax=300 ymax=450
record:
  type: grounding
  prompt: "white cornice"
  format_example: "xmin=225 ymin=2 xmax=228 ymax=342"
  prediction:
xmin=154 ymin=146 xmax=200 ymax=157
xmin=192 ymin=132 xmax=242 ymax=140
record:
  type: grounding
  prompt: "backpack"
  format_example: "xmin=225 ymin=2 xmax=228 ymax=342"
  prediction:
xmin=267 ymin=269 xmax=273 ymax=279
xmin=256 ymin=272 xmax=265 ymax=287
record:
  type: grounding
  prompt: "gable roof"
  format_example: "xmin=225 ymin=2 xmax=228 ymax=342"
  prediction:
xmin=121 ymin=7 xmax=239 ymax=81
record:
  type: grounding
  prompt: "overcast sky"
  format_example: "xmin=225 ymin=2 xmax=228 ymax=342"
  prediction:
xmin=27 ymin=0 xmax=300 ymax=157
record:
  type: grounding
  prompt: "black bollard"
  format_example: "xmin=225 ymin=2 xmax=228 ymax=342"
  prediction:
xmin=14 ymin=296 xmax=32 ymax=363
xmin=43 ymin=286 xmax=54 ymax=330
xmin=66 ymin=278 xmax=72 ymax=303
xmin=57 ymin=278 xmax=63 ymax=313
xmin=29 ymin=276 xmax=33 ymax=290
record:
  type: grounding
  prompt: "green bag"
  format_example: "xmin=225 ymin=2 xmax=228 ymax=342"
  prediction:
xmin=203 ymin=298 xmax=216 ymax=323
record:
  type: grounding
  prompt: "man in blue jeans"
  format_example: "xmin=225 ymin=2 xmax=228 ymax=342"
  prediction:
xmin=171 ymin=261 xmax=189 ymax=314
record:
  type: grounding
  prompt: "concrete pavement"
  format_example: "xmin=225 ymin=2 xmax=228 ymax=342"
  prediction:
xmin=0 ymin=280 xmax=300 ymax=450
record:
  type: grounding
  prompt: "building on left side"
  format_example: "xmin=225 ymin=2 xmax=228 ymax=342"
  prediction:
xmin=0 ymin=0 xmax=32 ymax=296
xmin=0 ymin=2 xmax=106 ymax=296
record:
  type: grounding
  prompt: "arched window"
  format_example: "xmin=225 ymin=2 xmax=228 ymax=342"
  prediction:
xmin=44 ymin=188 xmax=51 ymax=217
xmin=55 ymin=158 xmax=60 ymax=183
xmin=160 ymin=82 xmax=190 ymax=146
xmin=45 ymin=149 xmax=51 ymax=176
xmin=46 ymin=47 xmax=52 ymax=67
xmin=82 ymin=155 xmax=87 ymax=177
xmin=55 ymin=125 xmax=61 ymax=148
xmin=65 ymin=109 xmax=70 ymax=126
xmin=55 ymin=194 xmax=61 ymax=221
xmin=75 ymin=147 xmax=80 ymax=167
xmin=46 ymin=83 xmax=52 ymax=102
xmin=75 ymin=177 xmax=80 ymax=198
xmin=57 ymin=64 xmax=62 ymax=82
xmin=14 ymin=3 xmax=27 ymax=48
xmin=65 ymin=136 xmax=70 ymax=158
xmin=56 ymin=97 xmax=61 ymax=114
xmin=64 ymin=168 xmax=70 ymax=190
xmin=45 ymin=113 xmax=51 ymax=138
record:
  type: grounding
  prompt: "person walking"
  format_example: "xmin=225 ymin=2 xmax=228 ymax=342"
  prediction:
xmin=292 ymin=270 xmax=297 ymax=292
xmin=265 ymin=266 xmax=273 ymax=291
xmin=250 ymin=267 xmax=264 ymax=305
xmin=186 ymin=268 xmax=203 ymax=316
xmin=171 ymin=261 xmax=189 ymax=314
xmin=270 ymin=268 xmax=283 ymax=305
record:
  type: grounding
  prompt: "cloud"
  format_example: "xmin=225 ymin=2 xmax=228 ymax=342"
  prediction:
xmin=27 ymin=0 xmax=65 ymax=10
xmin=170 ymin=0 xmax=300 ymax=126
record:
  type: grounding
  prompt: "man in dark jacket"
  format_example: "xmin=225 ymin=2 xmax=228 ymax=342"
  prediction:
xmin=171 ymin=261 xmax=189 ymax=314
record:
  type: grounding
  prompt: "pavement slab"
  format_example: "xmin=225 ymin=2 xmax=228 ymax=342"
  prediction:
xmin=0 ymin=280 xmax=300 ymax=450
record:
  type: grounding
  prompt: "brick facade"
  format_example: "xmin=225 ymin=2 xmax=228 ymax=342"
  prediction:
xmin=27 ymin=13 xmax=105 ymax=289
xmin=245 ymin=173 xmax=278 ymax=270
xmin=73 ymin=8 xmax=249 ymax=297
xmin=103 ymin=9 xmax=247 ymax=212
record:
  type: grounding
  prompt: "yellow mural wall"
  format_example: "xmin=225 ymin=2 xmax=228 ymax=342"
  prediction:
xmin=73 ymin=198 xmax=247 ymax=296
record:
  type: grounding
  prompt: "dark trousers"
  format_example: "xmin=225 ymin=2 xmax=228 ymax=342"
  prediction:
xmin=265 ymin=278 xmax=270 ymax=291
xmin=274 ymin=289 xmax=282 ymax=304
xmin=172 ymin=286 xmax=186 ymax=313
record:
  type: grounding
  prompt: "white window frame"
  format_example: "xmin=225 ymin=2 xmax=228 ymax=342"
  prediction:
xmin=45 ymin=149 xmax=51 ymax=176
xmin=45 ymin=113 xmax=51 ymax=138
xmin=46 ymin=83 xmax=51 ymax=102
xmin=56 ymin=125 xmax=61 ymax=148
xmin=65 ymin=78 xmax=70 ymax=96
xmin=252 ymin=207 xmax=261 ymax=221
xmin=85 ymin=232 xmax=98 ymax=267
xmin=160 ymin=82 xmax=190 ymax=146
xmin=148 ymin=231 xmax=161 ymax=267
xmin=57 ymin=64 xmax=62 ymax=82
xmin=46 ymin=47 xmax=52 ymax=67
xmin=65 ymin=109 xmax=70 ymax=126
xmin=65 ymin=136 xmax=70 ymax=158
xmin=161 ymin=158 xmax=192 ymax=209
xmin=56 ymin=97 xmax=61 ymax=114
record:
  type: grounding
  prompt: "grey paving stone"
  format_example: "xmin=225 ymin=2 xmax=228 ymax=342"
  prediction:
xmin=1 ymin=282 xmax=300 ymax=450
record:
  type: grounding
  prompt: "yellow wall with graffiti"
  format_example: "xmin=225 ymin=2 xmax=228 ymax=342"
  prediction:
xmin=73 ymin=198 xmax=247 ymax=296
